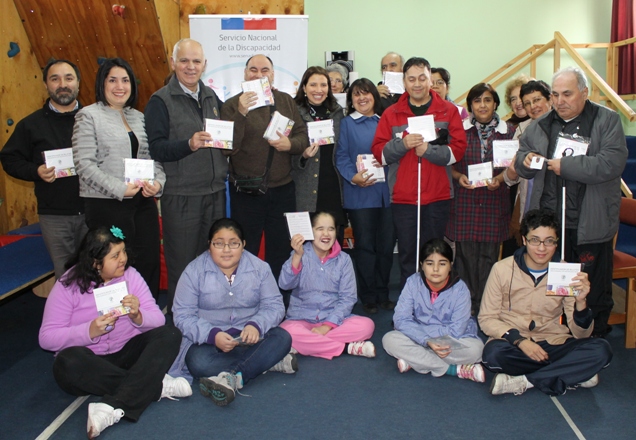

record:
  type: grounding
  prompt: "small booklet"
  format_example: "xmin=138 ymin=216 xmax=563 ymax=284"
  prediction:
xmin=530 ymin=156 xmax=545 ymax=170
xmin=553 ymin=137 xmax=589 ymax=159
xmin=427 ymin=335 xmax=469 ymax=350
xmin=94 ymin=281 xmax=130 ymax=316
xmin=492 ymin=140 xmax=519 ymax=168
xmin=407 ymin=115 xmax=437 ymax=142
xmin=263 ymin=111 xmax=295 ymax=141
xmin=204 ymin=119 xmax=234 ymax=149
xmin=307 ymin=120 xmax=335 ymax=145
xmin=284 ymin=211 xmax=314 ymax=241
xmin=546 ymin=262 xmax=583 ymax=296
xmin=467 ymin=162 xmax=493 ymax=187
xmin=356 ymin=154 xmax=385 ymax=182
xmin=124 ymin=158 xmax=154 ymax=186
xmin=383 ymin=71 xmax=405 ymax=94
xmin=241 ymin=77 xmax=274 ymax=110
xmin=43 ymin=148 xmax=76 ymax=178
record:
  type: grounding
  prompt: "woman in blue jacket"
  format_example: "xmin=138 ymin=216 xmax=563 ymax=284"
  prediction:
xmin=383 ymin=238 xmax=484 ymax=382
xmin=335 ymin=78 xmax=395 ymax=315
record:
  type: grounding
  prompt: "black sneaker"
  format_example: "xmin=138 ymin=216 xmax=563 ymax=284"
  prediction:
xmin=380 ymin=300 xmax=396 ymax=311
xmin=363 ymin=303 xmax=379 ymax=314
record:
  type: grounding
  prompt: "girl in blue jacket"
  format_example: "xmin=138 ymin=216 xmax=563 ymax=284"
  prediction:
xmin=279 ymin=212 xmax=376 ymax=359
xmin=382 ymin=238 xmax=485 ymax=381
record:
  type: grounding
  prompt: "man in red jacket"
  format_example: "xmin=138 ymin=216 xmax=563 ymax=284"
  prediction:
xmin=372 ymin=57 xmax=467 ymax=288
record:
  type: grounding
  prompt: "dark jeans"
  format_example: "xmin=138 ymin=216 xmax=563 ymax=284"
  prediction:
xmin=230 ymin=181 xmax=295 ymax=284
xmin=454 ymin=241 xmax=500 ymax=314
xmin=162 ymin=192 xmax=226 ymax=313
xmin=85 ymin=194 xmax=161 ymax=299
xmin=562 ymin=231 xmax=614 ymax=336
xmin=52 ymin=326 xmax=182 ymax=421
xmin=185 ymin=327 xmax=292 ymax=384
xmin=392 ymin=200 xmax=451 ymax=289
xmin=348 ymin=207 xmax=395 ymax=305
xmin=482 ymin=338 xmax=612 ymax=396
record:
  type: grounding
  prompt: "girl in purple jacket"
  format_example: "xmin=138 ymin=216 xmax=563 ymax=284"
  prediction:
xmin=279 ymin=212 xmax=376 ymax=359
xmin=39 ymin=226 xmax=189 ymax=439
xmin=382 ymin=238 xmax=485 ymax=382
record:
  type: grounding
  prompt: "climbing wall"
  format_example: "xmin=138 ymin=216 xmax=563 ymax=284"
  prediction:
xmin=13 ymin=0 xmax=171 ymax=110
xmin=0 ymin=0 xmax=47 ymax=233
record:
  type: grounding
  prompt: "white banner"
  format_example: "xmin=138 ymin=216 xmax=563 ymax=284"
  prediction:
xmin=189 ymin=15 xmax=308 ymax=101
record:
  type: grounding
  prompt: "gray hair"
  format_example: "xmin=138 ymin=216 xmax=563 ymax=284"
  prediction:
xmin=326 ymin=63 xmax=349 ymax=88
xmin=552 ymin=67 xmax=588 ymax=91
xmin=384 ymin=51 xmax=405 ymax=67
xmin=172 ymin=38 xmax=205 ymax=61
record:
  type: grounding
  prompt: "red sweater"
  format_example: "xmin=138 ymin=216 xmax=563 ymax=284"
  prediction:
xmin=371 ymin=91 xmax=466 ymax=205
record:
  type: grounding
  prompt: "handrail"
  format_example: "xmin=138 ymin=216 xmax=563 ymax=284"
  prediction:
xmin=456 ymin=32 xmax=636 ymax=123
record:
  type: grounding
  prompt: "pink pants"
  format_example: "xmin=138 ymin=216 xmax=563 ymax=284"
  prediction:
xmin=279 ymin=316 xmax=375 ymax=360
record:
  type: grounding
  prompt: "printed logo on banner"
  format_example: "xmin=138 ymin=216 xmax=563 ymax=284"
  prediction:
xmin=221 ymin=18 xmax=277 ymax=30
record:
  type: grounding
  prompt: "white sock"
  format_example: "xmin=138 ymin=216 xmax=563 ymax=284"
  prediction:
xmin=522 ymin=375 xmax=534 ymax=389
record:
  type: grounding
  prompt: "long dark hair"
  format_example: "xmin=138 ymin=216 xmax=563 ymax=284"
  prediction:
xmin=61 ymin=226 xmax=129 ymax=293
xmin=346 ymin=78 xmax=383 ymax=116
xmin=294 ymin=66 xmax=338 ymax=111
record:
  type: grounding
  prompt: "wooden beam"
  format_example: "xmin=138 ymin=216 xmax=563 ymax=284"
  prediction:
xmin=622 ymin=179 xmax=634 ymax=198
xmin=530 ymin=60 xmax=536 ymax=79
xmin=554 ymin=39 xmax=561 ymax=73
xmin=613 ymin=36 xmax=636 ymax=48
xmin=554 ymin=32 xmax=636 ymax=122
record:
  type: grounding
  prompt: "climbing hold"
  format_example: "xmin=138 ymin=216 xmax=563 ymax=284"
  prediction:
xmin=97 ymin=57 xmax=107 ymax=65
xmin=7 ymin=119 xmax=14 ymax=126
xmin=195 ymin=4 xmax=207 ymax=14
xmin=7 ymin=42 xmax=20 ymax=58
xmin=112 ymin=5 xmax=126 ymax=18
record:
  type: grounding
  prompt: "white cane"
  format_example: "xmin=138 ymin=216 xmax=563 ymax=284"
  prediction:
xmin=560 ymin=147 xmax=573 ymax=262
xmin=415 ymin=157 xmax=422 ymax=272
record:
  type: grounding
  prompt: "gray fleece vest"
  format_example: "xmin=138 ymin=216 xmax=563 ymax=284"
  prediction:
xmin=154 ymin=79 xmax=228 ymax=196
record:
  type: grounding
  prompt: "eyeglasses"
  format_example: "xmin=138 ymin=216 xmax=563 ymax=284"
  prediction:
xmin=525 ymin=236 xmax=558 ymax=247
xmin=433 ymin=80 xmax=446 ymax=86
xmin=330 ymin=78 xmax=343 ymax=84
xmin=211 ymin=241 xmax=242 ymax=249
xmin=523 ymin=97 xmax=546 ymax=108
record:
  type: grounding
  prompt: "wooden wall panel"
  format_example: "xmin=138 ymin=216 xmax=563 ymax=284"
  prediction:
xmin=0 ymin=0 xmax=47 ymax=234
xmin=14 ymin=0 xmax=171 ymax=111
xmin=155 ymin=0 xmax=181 ymax=61
xmin=179 ymin=0 xmax=305 ymax=39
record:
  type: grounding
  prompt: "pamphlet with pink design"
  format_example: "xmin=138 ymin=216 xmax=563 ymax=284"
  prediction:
xmin=43 ymin=148 xmax=76 ymax=178
xmin=94 ymin=281 xmax=130 ymax=316
xmin=546 ymin=262 xmax=583 ymax=296
xmin=204 ymin=119 xmax=234 ymax=150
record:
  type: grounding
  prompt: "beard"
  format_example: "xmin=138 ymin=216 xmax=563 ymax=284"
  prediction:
xmin=49 ymin=87 xmax=78 ymax=106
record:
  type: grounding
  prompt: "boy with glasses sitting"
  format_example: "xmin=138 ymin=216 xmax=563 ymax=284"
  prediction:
xmin=478 ymin=208 xmax=612 ymax=396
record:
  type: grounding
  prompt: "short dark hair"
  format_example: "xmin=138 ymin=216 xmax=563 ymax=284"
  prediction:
xmin=419 ymin=238 xmax=454 ymax=266
xmin=346 ymin=78 xmax=383 ymax=116
xmin=245 ymin=54 xmax=274 ymax=68
xmin=94 ymin=58 xmax=138 ymax=108
xmin=403 ymin=57 xmax=431 ymax=75
xmin=208 ymin=218 xmax=245 ymax=242
xmin=61 ymin=226 xmax=129 ymax=293
xmin=520 ymin=208 xmax=560 ymax=239
xmin=43 ymin=59 xmax=80 ymax=82
xmin=431 ymin=67 xmax=451 ymax=86
xmin=466 ymin=83 xmax=500 ymax=112
xmin=294 ymin=66 xmax=338 ymax=111
xmin=520 ymin=80 xmax=551 ymax=101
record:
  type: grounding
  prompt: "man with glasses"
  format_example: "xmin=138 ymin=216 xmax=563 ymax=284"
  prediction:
xmin=479 ymin=208 xmax=612 ymax=396
xmin=514 ymin=67 xmax=628 ymax=337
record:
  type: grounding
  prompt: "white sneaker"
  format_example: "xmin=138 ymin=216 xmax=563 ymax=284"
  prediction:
xmin=161 ymin=374 xmax=192 ymax=400
xmin=289 ymin=347 xmax=299 ymax=355
xmin=490 ymin=373 xmax=528 ymax=396
xmin=579 ymin=374 xmax=599 ymax=389
xmin=268 ymin=353 xmax=298 ymax=374
xmin=199 ymin=372 xmax=242 ymax=407
xmin=397 ymin=359 xmax=411 ymax=373
xmin=457 ymin=364 xmax=485 ymax=383
xmin=87 ymin=402 xmax=125 ymax=439
xmin=347 ymin=341 xmax=376 ymax=358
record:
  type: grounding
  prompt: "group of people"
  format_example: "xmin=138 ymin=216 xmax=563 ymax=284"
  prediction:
xmin=0 ymin=40 xmax=627 ymax=438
